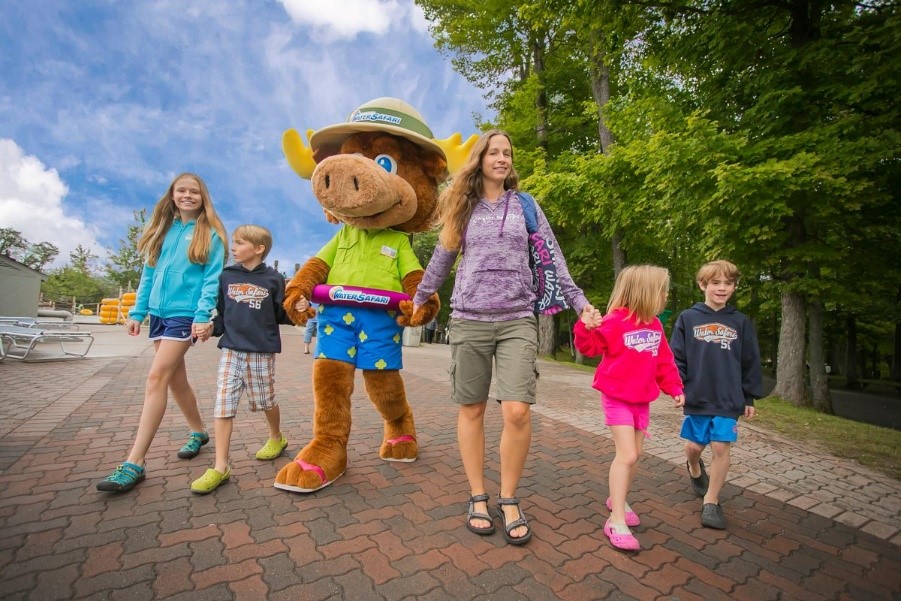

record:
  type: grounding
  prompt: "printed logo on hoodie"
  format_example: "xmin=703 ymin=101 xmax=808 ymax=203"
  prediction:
xmin=693 ymin=322 xmax=738 ymax=350
xmin=227 ymin=282 xmax=270 ymax=310
xmin=623 ymin=329 xmax=662 ymax=356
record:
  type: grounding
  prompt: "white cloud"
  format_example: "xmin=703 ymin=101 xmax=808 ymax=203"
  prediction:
xmin=0 ymin=139 xmax=104 ymax=269
xmin=278 ymin=0 xmax=412 ymax=38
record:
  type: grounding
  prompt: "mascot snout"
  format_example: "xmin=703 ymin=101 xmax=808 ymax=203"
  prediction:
xmin=312 ymin=154 xmax=417 ymax=225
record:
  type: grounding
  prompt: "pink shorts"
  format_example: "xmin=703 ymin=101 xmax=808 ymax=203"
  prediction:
xmin=601 ymin=394 xmax=651 ymax=437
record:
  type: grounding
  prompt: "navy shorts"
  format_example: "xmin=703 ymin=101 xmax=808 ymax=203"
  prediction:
xmin=148 ymin=316 xmax=195 ymax=342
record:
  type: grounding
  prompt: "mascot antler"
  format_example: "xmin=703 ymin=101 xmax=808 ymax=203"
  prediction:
xmin=283 ymin=128 xmax=317 ymax=179
xmin=283 ymin=128 xmax=478 ymax=181
xmin=434 ymin=133 xmax=479 ymax=176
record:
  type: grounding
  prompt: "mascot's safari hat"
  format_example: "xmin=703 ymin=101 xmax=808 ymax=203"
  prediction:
xmin=309 ymin=97 xmax=447 ymax=161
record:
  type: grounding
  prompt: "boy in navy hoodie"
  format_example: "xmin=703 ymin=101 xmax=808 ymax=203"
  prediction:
xmin=670 ymin=260 xmax=763 ymax=529
xmin=190 ymin=225 xmax=295 ymax=493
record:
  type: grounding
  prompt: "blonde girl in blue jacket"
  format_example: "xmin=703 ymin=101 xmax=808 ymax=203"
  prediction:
xmin=97 ymin=173 xmax=228 ymax=493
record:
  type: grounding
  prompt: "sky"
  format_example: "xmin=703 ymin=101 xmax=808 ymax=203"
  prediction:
xmin=0 ymin=0 xmax=491 ymax=278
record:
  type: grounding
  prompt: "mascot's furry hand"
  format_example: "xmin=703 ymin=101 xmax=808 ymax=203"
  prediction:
xmin=397 ymin=270 xmax=439 ymax=327
xmin=284 ymin=257 xmax=330 ymax=325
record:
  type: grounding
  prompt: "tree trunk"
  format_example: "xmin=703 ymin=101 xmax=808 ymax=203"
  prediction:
xmin=531 ymin=36 xmax=549 ymax=153
xmin=892 ymin=321 xmax=901 ymax=381
xmin=586 ymin=31 xmax=624 ymax=278
xmin=537 ymin=314 xmax=555 ymax=357
xmin=612 ymin=229 xmax=627 ymax=276
xmin=771 ymin=291 xmax=809 ymax=406
xmin=845 ymin=315 xmax=861 ymax=389
xmin=808 ymin=299 xmax=832 ymax=413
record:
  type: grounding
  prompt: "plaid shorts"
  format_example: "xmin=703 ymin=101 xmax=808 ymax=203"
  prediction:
xmin=214 ymin=348 xmax=277 ymax=418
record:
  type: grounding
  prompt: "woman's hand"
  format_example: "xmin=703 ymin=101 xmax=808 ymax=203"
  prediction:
xmin=580 ymin=304 xmax=602 ymax=329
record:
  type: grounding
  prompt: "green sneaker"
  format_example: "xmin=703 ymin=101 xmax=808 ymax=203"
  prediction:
xmin=255 ymin=436 xmax=288 ymax=460
xmin=177 ymin=431 xmax=210 ymax=459
xmin=96 ymin=462 xmax=145 ymax=492
xmin=190 ymin=467 xmax=230 ymax=494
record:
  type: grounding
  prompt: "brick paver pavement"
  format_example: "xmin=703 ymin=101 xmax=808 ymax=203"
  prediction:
xmin=1 ymin=324 xmax=899 ymax=600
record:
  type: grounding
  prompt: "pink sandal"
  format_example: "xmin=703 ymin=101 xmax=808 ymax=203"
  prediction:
xmin=604 ymin=519 xmax=640 ymax=551
xmin=606 ymin=497 xmax=641 ymax=527
xmin=382 ymin=435 xmax=417 ymax=463
xmin=273 ymin=459 xmax=343 ymax=493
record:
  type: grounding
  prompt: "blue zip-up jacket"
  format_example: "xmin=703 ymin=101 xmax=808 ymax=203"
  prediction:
xmin=670 ymin=302 xmax=763 ymax=418
xmin=129 ymin=219 xmax=226 ymax=324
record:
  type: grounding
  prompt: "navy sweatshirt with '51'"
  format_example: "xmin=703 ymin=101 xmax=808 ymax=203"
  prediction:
xmin=669 ymin=302 xmax=763 ymax=418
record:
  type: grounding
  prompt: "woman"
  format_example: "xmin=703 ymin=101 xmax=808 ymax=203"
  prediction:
xmin=413 ymin=130 xmax=594 ymax=544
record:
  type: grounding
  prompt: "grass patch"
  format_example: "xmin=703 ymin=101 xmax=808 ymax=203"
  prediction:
xmin=543 ymin=353 xmax=901 ymax=481
xmin=753 ymin=397 xmax=901 ymax=481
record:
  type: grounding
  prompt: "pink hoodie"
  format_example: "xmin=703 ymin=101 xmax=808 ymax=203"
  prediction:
xmin=573 ymin=307 xmax=683 ymax=404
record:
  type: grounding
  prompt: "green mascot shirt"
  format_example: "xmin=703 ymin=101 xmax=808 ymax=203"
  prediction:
xmin=316 ymin=226 xmax=422 ymax=292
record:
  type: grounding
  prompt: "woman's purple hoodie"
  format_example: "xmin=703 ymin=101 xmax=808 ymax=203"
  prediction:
xmin=413 ymin=190 xmax=588 ymax=322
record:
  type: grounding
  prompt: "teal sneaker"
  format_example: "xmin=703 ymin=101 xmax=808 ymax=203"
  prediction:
xmin=177 ymin=431 xmax=210 ymax=459
xmin=96 ymin=462 xmax=145 ymax=492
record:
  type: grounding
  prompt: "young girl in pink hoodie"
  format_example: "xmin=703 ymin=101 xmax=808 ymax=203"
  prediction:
xmin=574 ymin=265 xmax=685 ymax=552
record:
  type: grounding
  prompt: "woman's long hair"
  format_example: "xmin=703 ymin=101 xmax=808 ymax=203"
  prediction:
xmin=607 ymin=265 xmax=670 ymax=324
xmin=437 ymin=129 xmax=519 ymax=251
xmin=137 ymin=172 xmax=228 ymax=267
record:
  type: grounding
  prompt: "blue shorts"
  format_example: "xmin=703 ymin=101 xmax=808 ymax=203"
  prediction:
xmin=148 ymin=316 xmax=195 ymax=342
xmin=316 ymin=305 xmax=402 ymax=370
xmin=680 ymin=415 xmax=738 ymax=445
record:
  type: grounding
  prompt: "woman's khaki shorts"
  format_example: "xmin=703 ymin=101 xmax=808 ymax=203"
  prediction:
xmin=448 ymin=316 xmax=539 ymax=404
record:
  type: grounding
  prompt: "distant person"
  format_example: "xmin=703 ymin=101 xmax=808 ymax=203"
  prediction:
xmin=423 ymin=318 xmax=437 ymax=344
xmin=303 ymin=304 xmax=318 ymax=355
xmin=190 ymin=225 xmax=295 ymax=494
xmin=573 ymin=265 xmax=684 ymax=552
xmin=670 ymin=260 xmax=762 ymax=529
xmin=96 ymin=173 xmax=227 ymax=493
xmin=412 ymin=130 xmax=594 ymax=546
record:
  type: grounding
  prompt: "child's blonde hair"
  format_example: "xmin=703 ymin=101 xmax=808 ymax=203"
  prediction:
xmin=138 ymin=172 xmax=228 ymax=267
xmin=696 ymin=260 xmax=741 ymax=286
xmin=233 ymin=224 xmax=273 ymax=261
xmin=607 ymin=265 xmax=670 ymax=324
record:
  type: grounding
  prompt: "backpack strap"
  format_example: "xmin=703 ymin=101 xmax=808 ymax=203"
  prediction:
xmin=516 ymin=192 xmax=539 ymax=234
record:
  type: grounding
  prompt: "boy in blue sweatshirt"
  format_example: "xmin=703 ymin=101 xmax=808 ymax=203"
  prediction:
xmin=190 ymin=225 xmax=295 ymax=494
xmin=670 ymin=260 xmax=763 ymax=529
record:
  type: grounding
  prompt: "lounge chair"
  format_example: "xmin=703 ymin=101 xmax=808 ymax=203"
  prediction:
xmin=0 ymin=317 xmax=80 ymax=330
xmin=0 ymin=324 xmax=94 ymax=361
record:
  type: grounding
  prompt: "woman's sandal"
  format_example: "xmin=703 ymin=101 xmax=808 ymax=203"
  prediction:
xmin=466 ymin=493 xmax=496 ymax=535
xmin=495 ymin=496 xmax=532 ymax=545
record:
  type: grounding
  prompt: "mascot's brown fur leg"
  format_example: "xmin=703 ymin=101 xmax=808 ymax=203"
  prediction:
xmin=363 ymin=370 xmax=419 ymax=462
xmin=274 ymin=359 xmax=355 ymax=493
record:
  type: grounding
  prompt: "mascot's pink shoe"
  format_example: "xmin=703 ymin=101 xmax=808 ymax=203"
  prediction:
xmin=273 ymin=459 xmax=345 ymax=493
xmin=381 ymin=435 xmax=418 ymax=463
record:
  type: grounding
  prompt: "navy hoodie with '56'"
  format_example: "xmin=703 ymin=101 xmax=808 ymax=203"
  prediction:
xmin=669 ymin=303 xmax=763 ymax=418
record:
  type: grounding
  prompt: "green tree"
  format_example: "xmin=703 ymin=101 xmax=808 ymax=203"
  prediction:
xmin=0 ymin=227 xmax=28 ymax=258
xmin=21 ymin=242 xmax=59 ymax=272
xmin=105 ymin=209 xmax=146 ymax=290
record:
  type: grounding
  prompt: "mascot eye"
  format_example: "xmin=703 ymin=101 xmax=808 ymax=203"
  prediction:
xmin=374 ymin=154 xmax=398 ymax=175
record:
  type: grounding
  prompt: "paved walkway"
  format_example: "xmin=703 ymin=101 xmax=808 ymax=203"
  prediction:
xmin=0 ymin=324 xmax=899 ymax=600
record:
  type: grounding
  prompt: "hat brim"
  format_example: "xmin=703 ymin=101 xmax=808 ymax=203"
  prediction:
xmin=310 ymin=122 xmax=446 ymax=161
